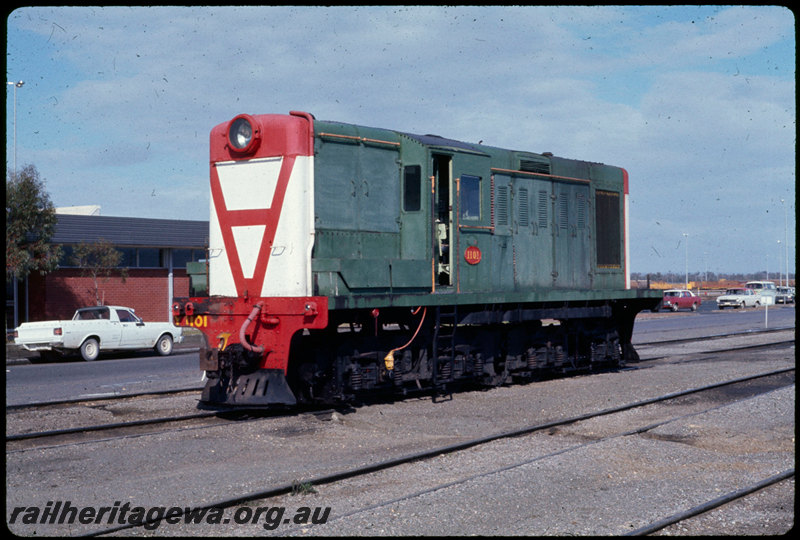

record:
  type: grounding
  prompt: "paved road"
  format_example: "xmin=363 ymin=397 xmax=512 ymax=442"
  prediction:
xmin=5 ymin=350 xmax=204 ymax=406
xmin=633 ymin=304 xmax=794 ymax=342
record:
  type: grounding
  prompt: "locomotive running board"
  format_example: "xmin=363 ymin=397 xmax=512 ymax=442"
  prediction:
xmin=201 ymin=368 xmax=297 ymax=407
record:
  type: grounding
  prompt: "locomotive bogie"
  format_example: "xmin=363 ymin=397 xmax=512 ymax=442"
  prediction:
xmin=173 ymin=111 xmax=661 ymax=407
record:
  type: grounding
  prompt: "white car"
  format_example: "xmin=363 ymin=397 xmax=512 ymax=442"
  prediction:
xmin=776 ymin=286 xmax=795 ymax=304
xmin=716 ymin=288 xmax=760 ymax=310
xmin=14 ymin=305 xmax=183 ymax=361
xmin=745 ymin=281 xmax=777 ymax=304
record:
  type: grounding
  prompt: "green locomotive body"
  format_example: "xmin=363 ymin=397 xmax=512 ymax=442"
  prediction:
xmin=172 ymin=112 xmax=660 ymax=406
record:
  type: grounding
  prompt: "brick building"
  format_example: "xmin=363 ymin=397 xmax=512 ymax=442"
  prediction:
xmin=7 ymin=214 xmax=208 ymax=328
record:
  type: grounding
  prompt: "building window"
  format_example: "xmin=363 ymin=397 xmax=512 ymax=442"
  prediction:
xmin=137 ymin=248 xmax=162 ymax=268
xmin=58 ymin=245 xmax=76 ymax=267
xmin=59 ymin=244 xmax=206 ymax=269
xmin=118 ymin=247 xmax=137 ymax=268
xmin=116 ymin=247 xmax=169 ymax=268
xmin=172 ymin=249 xmax=204 ymax=269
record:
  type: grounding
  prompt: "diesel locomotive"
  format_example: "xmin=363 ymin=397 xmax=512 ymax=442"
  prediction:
xmin=172 ymin=111 xmax=661 ymax=407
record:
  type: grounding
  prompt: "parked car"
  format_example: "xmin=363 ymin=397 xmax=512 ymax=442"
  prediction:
xmin=775 ymin=286 xmax=795 ymax=304
xmin=745 ymin=281 xmax=777 ymax=304
xmin=13 ymin=306 xmax=183 ymax=361
xmin=716 ymin=288 xmax=760 ymax=309
xmin=660 ymin=289 xmax=702 ymax=312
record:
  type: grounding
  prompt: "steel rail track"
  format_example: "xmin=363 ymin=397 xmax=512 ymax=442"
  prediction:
xmin=634 ymin=326 xmax=794 ymax=347
xmin=625 ymin=468 xmax=795 ymax=536
xmin=7 ymin=336 xmax=793 ymax=445
xmin=80 ymin=366 xmax=794 ymax=536
xmin=5 ymin=386 xmax=202 ymax=411
xmin=12 ymin=326 xmax=792 ymax=411
xmin=5 ymin=405 xmax=336 ymax=449
xmin=282 ymin=380 xmax=796 ymax=536
xmin=631 ymin=338 xmax=796 ymax=365
xmin=5 ymin=410 xmax=220 ymax=443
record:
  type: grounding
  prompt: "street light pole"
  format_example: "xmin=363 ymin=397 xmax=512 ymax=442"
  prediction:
xmin=7 ymin=80 xmax=24 ymax=176
xmin=6 ymin=80 xmax=24 ymax=329
xmin=781 ymin=198 xmax=788 ymax=287
xmin=683 ymin=233 xmax=689 ymax=289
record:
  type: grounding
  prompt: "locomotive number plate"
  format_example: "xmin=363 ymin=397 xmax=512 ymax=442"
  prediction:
xmin=464 ymin=245 xmax=482 ymax=265
xmin=174 ymin=315 xmax=209 ymax=328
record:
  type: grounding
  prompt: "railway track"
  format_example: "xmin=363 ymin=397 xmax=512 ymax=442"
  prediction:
xmin=5 ymin=402 xmax=337 ymax=452
xmin=626 ymin=469 xmax=795 ymax=535
xmin=6 ymin=331 xmax=793 ymax=450
xmin=77 ymin=365 xmax=794 ymax=535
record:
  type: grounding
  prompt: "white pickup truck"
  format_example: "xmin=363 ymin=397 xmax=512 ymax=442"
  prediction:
xmin=13 ymin=305 xmax=183 ymax=361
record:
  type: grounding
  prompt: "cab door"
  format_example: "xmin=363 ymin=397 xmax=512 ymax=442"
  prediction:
xmin=432 ymin=154 xmax=453 ymax=287
xmin=116 ymin=308 xmax=150 ymax=347
xmin=450 ymin=152 xmax=492 ymax=292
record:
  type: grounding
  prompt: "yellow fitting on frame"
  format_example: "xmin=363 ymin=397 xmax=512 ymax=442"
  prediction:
xmin=384 ymin=351 xmax=394 ymax=371
xmin=217 ymin=332 xmax=232 ymax=352
xmin=383 ymin=307 xmax=426 ymax=372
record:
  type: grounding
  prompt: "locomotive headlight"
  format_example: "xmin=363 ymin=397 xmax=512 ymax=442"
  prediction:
xmin=227 ymin=114 xmax=261 ymax=154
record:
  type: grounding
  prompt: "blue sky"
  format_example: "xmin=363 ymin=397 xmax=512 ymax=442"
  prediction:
xmin=6 ymin=6 xmax=795 ymax=275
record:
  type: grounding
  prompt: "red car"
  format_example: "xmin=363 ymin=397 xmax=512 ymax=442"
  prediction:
xmin=661 ymin=289 xmax=702 ymax=312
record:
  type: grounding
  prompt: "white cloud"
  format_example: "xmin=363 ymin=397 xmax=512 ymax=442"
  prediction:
xmin=6 ymin=5 xmax=794 ymax=274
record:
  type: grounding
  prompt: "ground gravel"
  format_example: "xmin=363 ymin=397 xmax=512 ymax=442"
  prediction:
xmin=6 ymin=340 xmax=794 ymax=536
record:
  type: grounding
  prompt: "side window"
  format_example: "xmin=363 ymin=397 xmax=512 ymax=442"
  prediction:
xmin=116 ymin=309 xmax=136 ymax=322
xmin=460 ymin=175 xmax=481 ymax=220
xmin=403 ymin=165 xmax=421 ymax=212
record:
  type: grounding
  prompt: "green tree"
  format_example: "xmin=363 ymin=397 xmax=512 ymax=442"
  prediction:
xmin=6 ymin=165 xmax=62 ymax=282
xmin=71 ymin=240 xmax=129 ymax=306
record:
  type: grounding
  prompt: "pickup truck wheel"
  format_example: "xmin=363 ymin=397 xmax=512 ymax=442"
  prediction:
xmin=155 ymin=334 xmax=173 ymax=356
xmin=80 ymin=338 xmax=100 ymax=361
xmin=691 ymin=303 xmax=698 ymax=312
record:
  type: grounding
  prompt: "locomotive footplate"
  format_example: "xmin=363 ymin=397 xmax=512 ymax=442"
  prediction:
xmin=202 ymin=368 xmax=297 ymax=407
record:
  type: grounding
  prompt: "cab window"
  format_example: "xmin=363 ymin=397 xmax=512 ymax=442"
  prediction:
xmin=460 ymin=175 xmax=481 ymax=220
xmin=403 ymin=165 xmax=421 ymax=212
